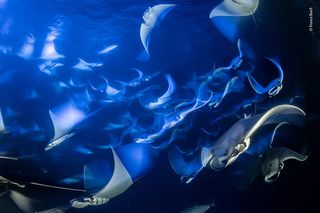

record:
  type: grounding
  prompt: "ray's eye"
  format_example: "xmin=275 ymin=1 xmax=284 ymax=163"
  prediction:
xmin=279 ymin=162 xmax=284 ymax=170
xmin=232 ymin=143 xmax=246 ymax=157
xmin=231 ymin=149 xmax=239 ymax=157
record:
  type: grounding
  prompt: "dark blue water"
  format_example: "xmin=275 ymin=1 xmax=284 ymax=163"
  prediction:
xmin=0 ymin=0 xmax=319 ymax=212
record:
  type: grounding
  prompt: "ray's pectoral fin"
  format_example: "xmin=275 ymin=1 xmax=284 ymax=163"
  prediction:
xmin=279 ymin=147 xmax=308 ymax=162
xmin=209 ymin=0 xmax=260 ymax=41
xmin=209 ymin=0 xmax=260 ymax=19
xmin=83 ymin=159 xmax=113 ymax=193
xmin=261 ymin=147 xmax=308 ymax=184
xmin=243 ymin=104 xmax=306 ymax=144
xmin=73 ymin=149 xmax=133 ymax=208
xmin=246 ymin=57 xmax=284 ymax=96
xmin=9 ymin=190 xmax=39 ymax=213
xmin=139 ymin=4 xmax=177 ymax=56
